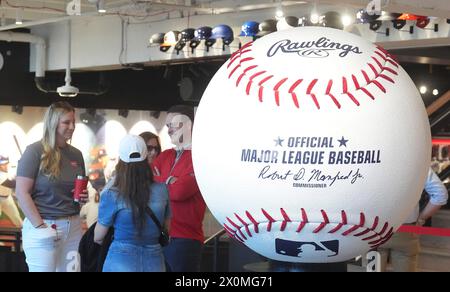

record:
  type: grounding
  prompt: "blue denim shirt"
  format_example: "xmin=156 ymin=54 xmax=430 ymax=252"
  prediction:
xmin=98 ymin=182 xmax=170 ymax=245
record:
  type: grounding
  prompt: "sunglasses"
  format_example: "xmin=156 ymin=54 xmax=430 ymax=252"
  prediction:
xmin=147 ymin=145 xmax=159 ymax=152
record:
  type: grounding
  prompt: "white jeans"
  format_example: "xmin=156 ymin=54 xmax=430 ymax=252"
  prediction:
xmin=22 ymin=216 xmax=81 ymax=272
xmin=0 ymin=195 xmax=23 ymax=227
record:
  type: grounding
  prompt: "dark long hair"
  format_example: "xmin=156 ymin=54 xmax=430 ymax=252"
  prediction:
xmin=139 ymin=131 xmax=162 ymax=156
xmin=113 ymin=160 xmax=153 ymax=236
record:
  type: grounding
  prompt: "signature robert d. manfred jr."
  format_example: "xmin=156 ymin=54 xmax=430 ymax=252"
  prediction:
xmin=258 ymin=165 xmax=364 ymax=186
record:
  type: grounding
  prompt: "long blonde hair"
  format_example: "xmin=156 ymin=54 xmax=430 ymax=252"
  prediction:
xmin=40 ymin=101 xmax=75 ymax=179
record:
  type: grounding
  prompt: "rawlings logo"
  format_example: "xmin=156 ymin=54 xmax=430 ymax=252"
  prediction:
xmin=267 ymin=37 xmax=363 ymax=58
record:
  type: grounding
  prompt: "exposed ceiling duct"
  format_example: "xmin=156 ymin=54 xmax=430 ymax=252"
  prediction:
xmin=33 ymin=21 xmax=109 ymax=96
xmin=0 ymin=23 xmax=108 ymax=96
xmin=0 ymin=31 xmax=46 ymax=77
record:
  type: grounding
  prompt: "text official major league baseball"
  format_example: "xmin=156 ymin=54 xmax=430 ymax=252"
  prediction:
xmin=192 ymin=27 xmax=431 ymax=263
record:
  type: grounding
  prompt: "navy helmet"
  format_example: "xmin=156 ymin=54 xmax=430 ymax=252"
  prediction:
xmin=210 ymin=24 xmax=234 ymax=45
xmin=194 ymin=26 xmax=213 ymax=40
xmin=180 ymin=28 xmax=195 ymax=42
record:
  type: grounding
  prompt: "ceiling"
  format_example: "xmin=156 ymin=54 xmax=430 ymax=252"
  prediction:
xmin=1 ymin=0 xmax=450 ymax=28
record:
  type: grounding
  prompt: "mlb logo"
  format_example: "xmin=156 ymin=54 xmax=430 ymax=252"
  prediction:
xmin=275 ymin=238 xmax=339 ymax=258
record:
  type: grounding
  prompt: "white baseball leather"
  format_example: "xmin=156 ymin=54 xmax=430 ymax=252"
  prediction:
xmin=192 ymin=27 xmax=431 ymax=263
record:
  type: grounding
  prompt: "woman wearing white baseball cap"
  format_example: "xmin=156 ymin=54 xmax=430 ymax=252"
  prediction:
xmin=94 ymin=134 xmax=171 ymax=272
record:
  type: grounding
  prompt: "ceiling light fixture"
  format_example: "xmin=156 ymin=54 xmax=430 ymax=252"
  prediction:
xmin=419 ymin=86 xmax=427 ymax=95
xmin=342 ymin=14 xmax=353 ymax=27
xmin=15 ymin=8 xmax=23 ymax=25
xmin=97 ymin=0 xmax=106 ymax=13
xmin=57 ymin=21 xmax=79 ymax=98
xmin=275 ymin=1 xmax=284 ymax=19
xmin=310 ymin=1 xmax=319 ymax=24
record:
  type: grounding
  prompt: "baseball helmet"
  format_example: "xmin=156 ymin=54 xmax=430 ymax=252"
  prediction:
xmin=356 ymin=9 xmax=381 ymax=23
xmin=382 ymin=12 xmax=406 ymax=29
xmin=180 ymin=28 xmax=195 ymax=42
xmin=161 ymin=31 xmax=181 ymax=47
xmin=298 ymin=15 xmax=314 ymax=27
xmin=210 ymin=24 xmax=234 ymax=45
xmin=276 ymin=16 xmax=299 ymax=31
xmin=320 ymin=11 xmax=344 ymax=30
xmin=379 ymin=12 xmax=402 ymax=21
xmin=257 ymin=19 xmax=277 ymax=36
xmin=239 ymin=21 xmax=260 ymax=37
xmin=149 ymin=32 xmax=165 ymax=45
xmin=398 ymin=13 xmax=421 ymax=21
xmin=415 ymin=16 xmax=430 ymax=28
xmin=392 ymin=18 xmax=407 ymax=29
xmin=0 ymin=155 xmax=9 ymax=165
xmin=369 ymin=20 xmax=383 ymax=31
xmin=194 ymin=26 xmax=212 ymax=40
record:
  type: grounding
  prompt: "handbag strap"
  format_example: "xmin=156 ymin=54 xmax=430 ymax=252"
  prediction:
xmin=145 ymin=206 xmax=163 ymax=232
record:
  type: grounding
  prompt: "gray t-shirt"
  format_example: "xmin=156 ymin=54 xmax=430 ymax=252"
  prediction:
xmin=17 ymin=141 xmax=86 ymax=219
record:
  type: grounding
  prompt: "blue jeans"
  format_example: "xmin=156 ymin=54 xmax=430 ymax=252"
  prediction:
xmin=163 ymin=238 xmax=202 ymax=272
xmin=103 ymin=241 xmax=165 ymax=272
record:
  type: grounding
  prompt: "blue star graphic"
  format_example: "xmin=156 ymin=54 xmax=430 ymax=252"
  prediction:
xmin=274 ymin=137 xmax=284 ymax=147
xmin=338 ymin=136 xmax=349 ymax=147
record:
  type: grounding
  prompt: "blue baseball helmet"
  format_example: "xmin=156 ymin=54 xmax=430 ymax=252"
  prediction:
xmin=194 ymin=26 xmax=212 ymax=40
xmin=210 ymin=24 xmax=234 ymax=45
xmin=239 ymin=21 xmax=259 ymax=37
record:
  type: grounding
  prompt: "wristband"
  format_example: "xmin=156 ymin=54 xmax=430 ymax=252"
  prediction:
xmin=35 ymin=222 xmax=46 ymax=229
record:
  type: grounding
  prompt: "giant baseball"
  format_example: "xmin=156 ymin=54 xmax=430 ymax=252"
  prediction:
xmin=192 ymin=27 xmax=431 ymax=263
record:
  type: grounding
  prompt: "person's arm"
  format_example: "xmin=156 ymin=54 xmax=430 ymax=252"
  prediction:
xmin=417 ymin=168 xmax=449 ymax=225
xmin=166 ymin=152 xmax=201 ymax=201
xmin=167 ymin=172 xmax=200 ymax=202
xmin=417 ymin=203 xmax=442 ymax=225
xmin=95 ymin=189 xmax=116 ymax=244
xmin=15 ymin=176 xmax=46 ymax=228
xmin=94 ymin=223 xmax=109 ymax=245
xmin=151 ymin=154 xmax=165 ymax=183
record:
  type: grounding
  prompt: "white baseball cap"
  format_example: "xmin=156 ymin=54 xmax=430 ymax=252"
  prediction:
xmin=118 ymin=135 xmax=148 ymax=163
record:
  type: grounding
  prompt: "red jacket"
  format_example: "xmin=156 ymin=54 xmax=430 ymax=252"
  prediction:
xmin=152 ymin=149 xmax=206 ymax=243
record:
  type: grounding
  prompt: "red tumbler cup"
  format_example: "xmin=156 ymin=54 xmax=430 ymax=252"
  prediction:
xmin=74 ymin=175 xmax=88 ymax=203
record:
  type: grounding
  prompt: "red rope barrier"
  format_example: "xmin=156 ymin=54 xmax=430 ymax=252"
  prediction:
xmin=397 ymin=225 xmax=450 ymax=237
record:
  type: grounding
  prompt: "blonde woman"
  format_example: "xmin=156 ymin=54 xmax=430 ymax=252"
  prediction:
xmin=16 ymin=101 xmax=88 ymax=272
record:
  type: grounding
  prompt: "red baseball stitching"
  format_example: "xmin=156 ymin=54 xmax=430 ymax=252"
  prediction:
xmin=226 ymin=42 xmax=399 ymax=109
xmin=224 ymin=208 xmax=394 ymax=250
